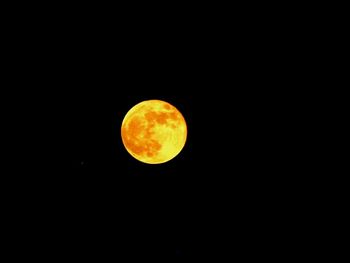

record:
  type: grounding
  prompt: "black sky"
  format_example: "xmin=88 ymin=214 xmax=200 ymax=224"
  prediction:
xmin=5 ymin=6 xmax=305 ymax=260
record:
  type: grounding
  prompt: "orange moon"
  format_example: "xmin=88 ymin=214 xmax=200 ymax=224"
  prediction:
xmin=121 ymin=100 xmax=187 ymax=164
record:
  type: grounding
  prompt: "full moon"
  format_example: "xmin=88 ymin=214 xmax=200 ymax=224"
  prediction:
xmin=121 ymin=100 xmax=187 ymax=164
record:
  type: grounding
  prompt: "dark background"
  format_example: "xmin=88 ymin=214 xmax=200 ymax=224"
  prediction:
xmin=4 ymin=5 xmax=307 ymax=260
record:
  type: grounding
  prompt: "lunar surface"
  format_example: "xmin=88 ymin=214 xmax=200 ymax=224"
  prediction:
xmin=121 ymin=100 xmax=187 ymax=164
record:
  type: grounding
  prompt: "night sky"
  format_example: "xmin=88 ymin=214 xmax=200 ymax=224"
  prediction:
xmin=6 ymin=6 xmax=302 ymax=260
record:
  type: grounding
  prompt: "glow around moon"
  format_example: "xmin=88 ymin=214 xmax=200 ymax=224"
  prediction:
xmin=121 ymin=100 xmax=187 ymax=164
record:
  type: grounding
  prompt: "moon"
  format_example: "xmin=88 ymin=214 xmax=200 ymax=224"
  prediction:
xmin=121 ymin=100 xmax=187 ymax=164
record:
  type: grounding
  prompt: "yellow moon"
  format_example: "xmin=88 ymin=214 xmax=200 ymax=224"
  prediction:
xmin=121 ymin=100 xmax=187 ymax=164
